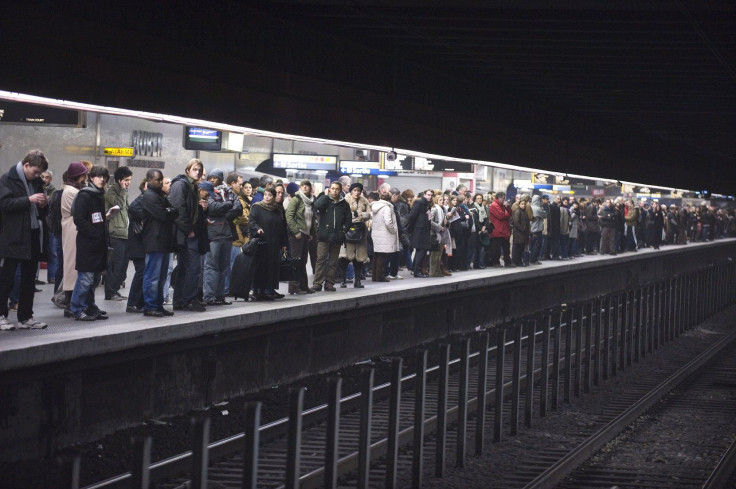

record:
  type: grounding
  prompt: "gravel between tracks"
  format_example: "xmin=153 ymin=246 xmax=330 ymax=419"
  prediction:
xmin=401 ymin=307 xmax=736 ymax=489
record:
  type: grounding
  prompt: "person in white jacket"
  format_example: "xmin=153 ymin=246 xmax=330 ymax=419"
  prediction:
xmin=369 ymin=192 xmax=399 ymax=282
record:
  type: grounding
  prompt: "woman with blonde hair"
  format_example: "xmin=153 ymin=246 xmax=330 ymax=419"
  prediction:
xmin=339 ymin=183 xmax=371 ymax=288
xmin=428 ymin=193 xmax=447 ymax=277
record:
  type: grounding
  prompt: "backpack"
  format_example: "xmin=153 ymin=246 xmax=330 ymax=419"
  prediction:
xmin=46 ymin=189 xmax=63 ymax=235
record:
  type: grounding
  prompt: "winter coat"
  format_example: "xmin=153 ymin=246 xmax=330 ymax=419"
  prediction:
xmin=488 ymin=197 xmax=512 ymax=238
xmin=429 ymin=204 xmax=445 ymax=246
xmin=141 ymin=187 xmax=178 ymax=253
xmin=168 ymin=174 xmax=200 ymax=247
xmin=598 ymin=205 xmax=616 ymax=228
xmin=530 ymin=195 xmax=547 ymax=234
xmin=583 ymin=204 xmax=601 ymax=233
xmin=548 ymin=203 xmax=561 ymax=237
xmin=61 ymin=184 xmax=81 ymax=290
xmin=313 ymin=193 xmax=351 ymax=244
xmin=73 ymin=185 xmax=108 ymax=273
xmin=105 ymin=181 xmax=129 ymax=239
xmin=512 ymin=206 xmax=530 ymax=245
xmin=127 ymin=193 xmax=145 ymax=260
xmin=407 ymin=196 xmax=432 ymax=250
xmin=205 ymin=185 xmax=239 ymax=242
xmin=285 ymin=191 xmax=317 ymax=238
xmin=0 ymin=164 xmax=47 ymax=261
xmin=370 ymin=199 xmax=399 ymax=253
xmin=569 ymin=208 xmax=581 ymax=239
xmin=560 ymin=206 xmax=571 ymax=236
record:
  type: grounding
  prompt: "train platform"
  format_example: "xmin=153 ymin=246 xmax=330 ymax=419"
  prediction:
xmin=1 ymin=240 xmax=731 ymax=374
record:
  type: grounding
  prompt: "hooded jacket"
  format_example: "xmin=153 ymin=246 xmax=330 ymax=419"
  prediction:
xmin=370 ymin=199 xmax=399 ymax=253
xmin=489 ymin=197 xmax=512 ymax=238
xmin=530 ymin=195 xmax=547 ymax=234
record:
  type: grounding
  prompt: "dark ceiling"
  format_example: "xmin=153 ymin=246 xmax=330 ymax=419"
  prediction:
xmin=2 ymin=0 xmax=735 ymax=193
xmin=258 ymin=0 xmax=735 ymax=190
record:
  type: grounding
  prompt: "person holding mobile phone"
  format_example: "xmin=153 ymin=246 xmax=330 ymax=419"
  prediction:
xmin=104 ymin=166 xmax=133 ymax=302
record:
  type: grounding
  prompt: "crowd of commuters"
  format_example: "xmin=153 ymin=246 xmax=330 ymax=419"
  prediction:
xmin=2 ymin=149 xmax=736 ymax=330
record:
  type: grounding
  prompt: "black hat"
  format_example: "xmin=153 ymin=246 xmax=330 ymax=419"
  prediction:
xmin=349 ymin=182 xmax=364 ymax=193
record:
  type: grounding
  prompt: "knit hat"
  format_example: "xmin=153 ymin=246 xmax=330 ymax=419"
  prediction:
xmin=542 ymin=194 xmax=550 ymax=200
xmin=349 ymin=182 xmax=364 ymax=193
xmin=209 ymin=168 xmax=224 ymax=181
xmin=286 ymin=182 xmax=299 ymax=196
xmin=67 ymin=161 xmax=89 ymax=179
xmin=198 ymin=181 xmax=215 ymax=198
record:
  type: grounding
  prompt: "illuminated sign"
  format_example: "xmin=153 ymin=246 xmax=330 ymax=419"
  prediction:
xmin=339 ymin=160 xmax=381 ymax=174
xmin=102 ymin=147 xmax=135 ymax=157
xmin=273 ymin=154 xmax=337 ymax=171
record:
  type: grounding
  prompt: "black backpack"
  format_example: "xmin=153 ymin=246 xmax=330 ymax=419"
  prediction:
xmin=46 ymin=189 xmax=63 ymax=235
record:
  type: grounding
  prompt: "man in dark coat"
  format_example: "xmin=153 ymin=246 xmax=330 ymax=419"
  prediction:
xmin=597 ymin=198 xmax=617 ymax=255
xmin=69 ymin=166 xmax=111 ymax=321
xmin=141 ymin=169 xmax=179 ymax=317
xmin=311 ymin=181 xmax=351 ymax=291
xmin=548 ymin=195 xmax=562 ymax=259
xmin=407 ymin=189 xmax=433 ymax=278
xmin=0 ymin=149 xmax=49 ymax=330
xmin=168 ymin=158 xmax=209 ymax=312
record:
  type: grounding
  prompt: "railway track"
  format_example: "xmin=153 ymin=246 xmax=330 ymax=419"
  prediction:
xmin=73 ymin=262 xmax=735 ymax=489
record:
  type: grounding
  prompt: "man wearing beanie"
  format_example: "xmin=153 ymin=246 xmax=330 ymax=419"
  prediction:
xmin=0 ymin=149 xmax=50 ymax=330
xmin=104 ymin=166 xmax=133 ymax=301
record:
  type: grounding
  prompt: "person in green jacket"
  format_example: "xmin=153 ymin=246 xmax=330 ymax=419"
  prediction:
xmin=104 ymin=166 xmax=132 ymax=301
xmin=285 ymin=180 xmax=317 ymax=294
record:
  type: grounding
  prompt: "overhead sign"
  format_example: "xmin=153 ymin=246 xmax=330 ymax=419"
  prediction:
xmin=273 ymin=154 xmax=337 ymax=171
xmin=102 ymin=147 xmax=135 ymax=157
xmin=0 ymin=101 xmax=81 ymax=126
xmin=339 ymin=160 xmax=381 ymax=174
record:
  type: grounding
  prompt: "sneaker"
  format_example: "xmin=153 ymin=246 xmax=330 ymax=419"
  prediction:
xmin=388 ymin=275 xmax=398 ymax=280
xmin=17 ymin=318 xmax=48 ymax=329
xmin=105 ymin=293 xmax=126 ymax=301
xmin=157 ymin=309 xmax=175 ymax=317
xmin=143 ymin=310 xmax=165 ymax=317
xmin=0 ymin=316 xmax=15 ymax=331
xmin=8 ymin=302 xmax=18 ymax=311
xmin=163 ymin=298 xmax=172 ymax=305
xmin=126 ymin=306 xmax=144 ymax=313
xmin=75 ymin=311 xmax=97 ymax=321
xmin=183 ymin=301 xmax=206 ymax=312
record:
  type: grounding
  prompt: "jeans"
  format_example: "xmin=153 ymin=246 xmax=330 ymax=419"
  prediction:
xmin=143 ymin=252 xmax=169 ymax=311
xmin=560 ymin=234 xmax=570 ymax=259
xmin=47 ymin=233 xmax=60 ymax=283
xmin=403 ymin=246 xmax=413 ymax=271
xmin=569 ymin=237 xmax=579 ymax=257
xmin=225 ymin=246 xmax=240 ymax=295
xmin=173 ymin=236 xmax=202 ymax=305
xmin=70 ymin=271 xmax=101 ymax=316
xmin=466 ymin=233 xmax=485 ymax=268
xmin=105 ymin=237 xmax=128 ymax=297
xmin=53 ymin=233 xmax=64 ymax=292
xmin=529 ymin=232 xmax=543 ymax=263
xmin=203 ymin=240 xmax=232 ymax=302
xmin=163 ymin=253 xmax=174 ymax=301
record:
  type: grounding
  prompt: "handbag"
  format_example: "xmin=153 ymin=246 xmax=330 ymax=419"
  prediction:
xmin=344 ymin=221 xmax=366 ymax=243
xmin=279 ymin=253 xmax=300 ymax=281
xmin=241 ymin=237 xmax=263 ymax=256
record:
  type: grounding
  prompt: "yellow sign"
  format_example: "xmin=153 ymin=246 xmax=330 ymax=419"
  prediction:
xmin=102 ymin=147 xmax=135 ymax=157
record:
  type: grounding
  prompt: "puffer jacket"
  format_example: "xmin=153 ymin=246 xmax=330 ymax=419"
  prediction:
xmin=370 ymin=199 xmax=399 ymax=253
xmin=314 ymin=192 xmax=351 ymax=243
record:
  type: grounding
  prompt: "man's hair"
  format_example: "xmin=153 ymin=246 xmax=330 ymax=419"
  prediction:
xmin=226 ymin=172 xmax=241 ymax=185
xmin=259 ymin=175 xmax=273 ymax=187
xmin=146 ymin=169 xmax=163 ymax=181
xmin=22 ymin=149 xmax=49 ymax=171
xmin=88 ymin=166 xmax=110 ymax=180
xmin=496 ymin=192 xmax=506 ymax=200
xmin=338 ymin=176 xmax=351 ymax=186
xmin=368 ymin=191 xmax=380 ymax=201
xmin=378 ymin=182 xmax=391 ymax=192
xmin=42 ymin=169 xmax=53 ymax=177
xmin=114 ymin=166 xmax=133 ymax=183
xmin=299 ymin=179 xmax=312 ymax=187
xmin=330 ymin=181 xmax=342 ymax=189
xmin=456 ymin=184 xmax=466 ymax=191
xmin=185 ymin=158 xmax=204 ymax=173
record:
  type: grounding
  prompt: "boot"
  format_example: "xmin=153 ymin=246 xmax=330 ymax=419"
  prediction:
xmin=338 ymin=259 xmax=349 ymax=288
xmin=353 ymin=262 xmax=365 ymax=288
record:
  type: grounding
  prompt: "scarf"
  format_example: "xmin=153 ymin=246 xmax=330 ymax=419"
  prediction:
xmin=256 ymin=199 xmax=280 ymax=213
xmin=297 ymin=190 xmax=314 ymax=234
xmin=473 ymin=202 xmax=488 ymax=221
xmin=16 ymin=162 xmax=40 ymax=231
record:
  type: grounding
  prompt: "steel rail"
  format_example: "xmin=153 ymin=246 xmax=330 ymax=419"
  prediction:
xmin=701 ymin=433 xmax=736 ymax=489
xmin=521 ymin=328 xmax=736 ymax=489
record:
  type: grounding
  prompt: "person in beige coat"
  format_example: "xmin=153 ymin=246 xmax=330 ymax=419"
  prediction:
xmin=338 ymin=183 xmax=371 ymax=288
xmin=53 ymin=161 xmax=90 ymax=310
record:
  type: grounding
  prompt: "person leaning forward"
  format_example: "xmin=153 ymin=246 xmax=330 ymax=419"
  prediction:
xmin=0 ymin=149 xmax=50 ymax=330
xmin=311 ymin=181 xmax=351 ymax=292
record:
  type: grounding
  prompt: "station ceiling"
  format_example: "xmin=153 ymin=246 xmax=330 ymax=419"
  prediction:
xmin=2 ymin=1 xmax=735 ymax=193
xmin=259 ymin=0 xmax=736 ymax=192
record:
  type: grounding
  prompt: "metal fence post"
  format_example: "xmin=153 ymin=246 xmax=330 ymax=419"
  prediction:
xmin=325 ymin=379 xmax=341 ymax=489
xmin=458 ymin=337 xmax=470 ymax=462
xmin=510 ymin=323 xmax=523 ymax=436
xmin=435 ymin=345 xmax=449 ymax=479
xmin=524 ymin=319 xmax=536 ymax=428
xmin=541 ymin=314 xmax=551 ymax=416
xmin=412 ymin=350 xmax=428 ymax=489
xmin=386 ymin=358 xmax=402 ymax=489
xmin=191 ymin=415 xmax=210 ymax=489
xmin=357 ymin=368 xmax=374 ymax=489
xmin=493 ymin=328 xmax=505 ymax=443
xmin=286 ymin=388 xmax=304 ymax=489
xmin=131 ymin=436 xmax=152 ymax=489
xmin=475 ymin=333 xmax=489 ymax=456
